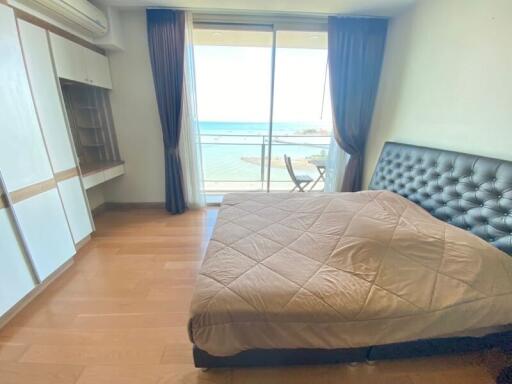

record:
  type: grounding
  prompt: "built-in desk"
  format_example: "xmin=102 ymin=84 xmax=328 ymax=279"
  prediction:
xmin=81 ymin=161 xmax=125 ymax=189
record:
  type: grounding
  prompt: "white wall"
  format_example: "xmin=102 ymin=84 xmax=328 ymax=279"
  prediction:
xmin=92 ymin=3 xmax=125 ymax=51
xmin=86 ymin=185 xmax=106 ymax=210
xmin=105 ymin=2 xmax=512 ymax=199
xmin=104 ymin=9 xmax=165 ymax=203
xmin=364 ymin=0 xmax=512 ymax=187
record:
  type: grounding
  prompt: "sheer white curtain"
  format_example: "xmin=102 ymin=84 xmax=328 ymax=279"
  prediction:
xmin=324 ymin=136 xmax=346 ymax=192
xmin=322 ymin=66 xmax=346 ymax=193
xmin=179 ymin=12 xmax=205 ymax=208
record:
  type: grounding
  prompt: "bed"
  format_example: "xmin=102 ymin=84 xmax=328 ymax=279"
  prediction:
xmin=188 ymin=141 xmax=512 ymax=368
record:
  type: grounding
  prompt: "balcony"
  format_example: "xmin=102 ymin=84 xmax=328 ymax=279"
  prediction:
xmin=201 ymin=134 xmax=330 ymax=193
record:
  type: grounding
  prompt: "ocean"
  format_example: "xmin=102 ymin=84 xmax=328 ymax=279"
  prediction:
xmin=199 ymin=121 xmax=330 ymax=136
xmin=199 ymin=121 xmax=330 ymax=185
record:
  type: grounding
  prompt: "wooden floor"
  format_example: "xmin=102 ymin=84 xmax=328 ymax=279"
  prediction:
xmin=0 ymin=208 xmax=506 ymax=383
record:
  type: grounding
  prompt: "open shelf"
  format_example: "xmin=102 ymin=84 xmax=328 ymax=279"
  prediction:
xmin=61 ymin=81 xmax=121 ymax=172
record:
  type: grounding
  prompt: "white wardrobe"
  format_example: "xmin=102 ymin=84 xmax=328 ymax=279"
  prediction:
xmin=0 ymin=4 xmax=95 ymax=318
xmin=0 ymin=189 xmax=36 ymax=317
xmin=18 ymin=20 xmax=94 ymax=244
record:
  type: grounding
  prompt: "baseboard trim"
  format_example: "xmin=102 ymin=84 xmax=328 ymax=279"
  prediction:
xmin=75 ymin=235 xmax=91 ymax=250
xmin=0 ymin=258 xmax=74 ymax=330
xmin=91 ymin=203 xmax=108 ymax=217
xmin=91 ymin=202 xmax=166 ymax=217
xmin=91 ymin=202 xmax=218 ymax=216
xmin=106 ymin=202 xmax=166 ymax=210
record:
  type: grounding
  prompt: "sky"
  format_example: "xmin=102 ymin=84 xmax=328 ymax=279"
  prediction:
xmin=193 ymin=42 xmax=333 ymax=127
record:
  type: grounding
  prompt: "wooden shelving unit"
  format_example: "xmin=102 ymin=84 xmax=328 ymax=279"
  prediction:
xmin=61 ymin=81 xmax=121 ymax=176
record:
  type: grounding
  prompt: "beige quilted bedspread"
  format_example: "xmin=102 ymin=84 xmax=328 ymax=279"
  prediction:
xmin=188 ymin=191 xmax=512 ymax=356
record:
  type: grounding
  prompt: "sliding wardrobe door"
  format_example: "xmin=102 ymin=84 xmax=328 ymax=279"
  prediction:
xmin=57 ymin=176 xmax=93 ymax=243
xmin=0 ymin=7 xmax=53 ymax=191
xmin=13 ymin=188 xmax=76 ymax=280
xmin=0 ymin=191 xmax=35 ymax=317
xmin=17 ymin=21 xmax=76 ymax=175
xmin=17 ymin=19 xmax=93 ymax=244
xmin=0 ymin=5 xmax=75 ymax=281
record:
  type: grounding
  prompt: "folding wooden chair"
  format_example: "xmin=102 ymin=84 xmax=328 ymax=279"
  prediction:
xmin=284 ymin=155 xmax=313 ymax=192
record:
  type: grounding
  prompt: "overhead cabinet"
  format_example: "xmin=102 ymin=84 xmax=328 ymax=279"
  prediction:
xmin=84 ymin=48 xmax=113 ymax=89
xmin=50 ymin=32 xmax=112 ymax=89
xmin=47 ymin=31 xmax=87 ymax=88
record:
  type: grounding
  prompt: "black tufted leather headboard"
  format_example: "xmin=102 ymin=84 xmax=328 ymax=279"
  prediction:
xmin=369 ymin=142 xmax=512 ymax=255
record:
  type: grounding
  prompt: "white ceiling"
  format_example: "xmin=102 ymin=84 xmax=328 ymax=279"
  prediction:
xmin=95 ymin=0 xmax=416 ymax=17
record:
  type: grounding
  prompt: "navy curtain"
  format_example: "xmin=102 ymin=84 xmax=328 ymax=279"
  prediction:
xmin=328 ymin=17 xmax=388 ymax=192
xmin=147 ymin=9 xmax=186 ymax=214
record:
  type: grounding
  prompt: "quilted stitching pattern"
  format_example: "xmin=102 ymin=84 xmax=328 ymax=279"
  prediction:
xmin=189 ymin=191 xmax=512 ymax=353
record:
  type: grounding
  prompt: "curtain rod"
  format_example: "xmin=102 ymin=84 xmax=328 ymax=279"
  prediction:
xmin=191 ymin=12 xmax=330 ymax=31
xmin=193 ymin=21 xmax=274 ymax=30
xmin=145 ymin=7 xmax=390 ymax=20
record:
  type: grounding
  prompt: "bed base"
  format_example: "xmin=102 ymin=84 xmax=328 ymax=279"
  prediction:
xmin=193 ymin=330 xmax=512 ymax=368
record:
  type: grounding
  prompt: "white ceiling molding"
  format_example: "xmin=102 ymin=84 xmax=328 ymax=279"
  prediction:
xmin=192 ymin=13 xmax=328 ymax=32
xmin=92 ymin=0 xmax=417 ymax=17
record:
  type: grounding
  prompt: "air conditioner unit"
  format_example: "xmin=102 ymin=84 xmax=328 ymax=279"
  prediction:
xmin=29 ymin=0 xmax=108 ymax=35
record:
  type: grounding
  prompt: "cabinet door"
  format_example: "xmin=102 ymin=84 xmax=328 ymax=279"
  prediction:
xmin=49 ymin=32 xmax=87 ymax=84
xmin=0 ymin=207 xmax=35 ymax=317
xmin=58 ymin=176 xmax=93 ymax=244
xmin=18 ymin=21 xmax=76 ymax=173
xmin=0 ymin=5 xmax=76 ymax=282
xmin=85 ymin=48 xmax=112 ymax=89
xmin=13 ymin=189 xmax=76 ymax=281
xmin=18 ymin=21 xmax=93 ymax=245
xmin=0 ymin=7 xmax=53 ymax=192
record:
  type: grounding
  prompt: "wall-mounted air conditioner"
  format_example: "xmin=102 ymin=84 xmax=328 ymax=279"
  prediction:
xmin=28 ymin=0 xmax=108 ymax=35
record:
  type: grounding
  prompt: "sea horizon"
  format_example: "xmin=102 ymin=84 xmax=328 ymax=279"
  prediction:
xmin=199 ymin=120 xmax=330 ymax=187
xmin=199 ymin=120 xmax=331 ymax=136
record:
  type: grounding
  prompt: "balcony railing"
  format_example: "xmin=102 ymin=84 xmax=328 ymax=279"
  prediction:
xmin=200 ymin=134 xmax=330 ymax=193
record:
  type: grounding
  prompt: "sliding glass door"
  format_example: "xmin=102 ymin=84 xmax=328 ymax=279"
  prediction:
xmin=193 ymin=23 xmax=331 ymax=194
xmin=268 ymin=30 xmax=331 ymax=191
xmin=194 ymin=26 xmax=273 ymax=193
